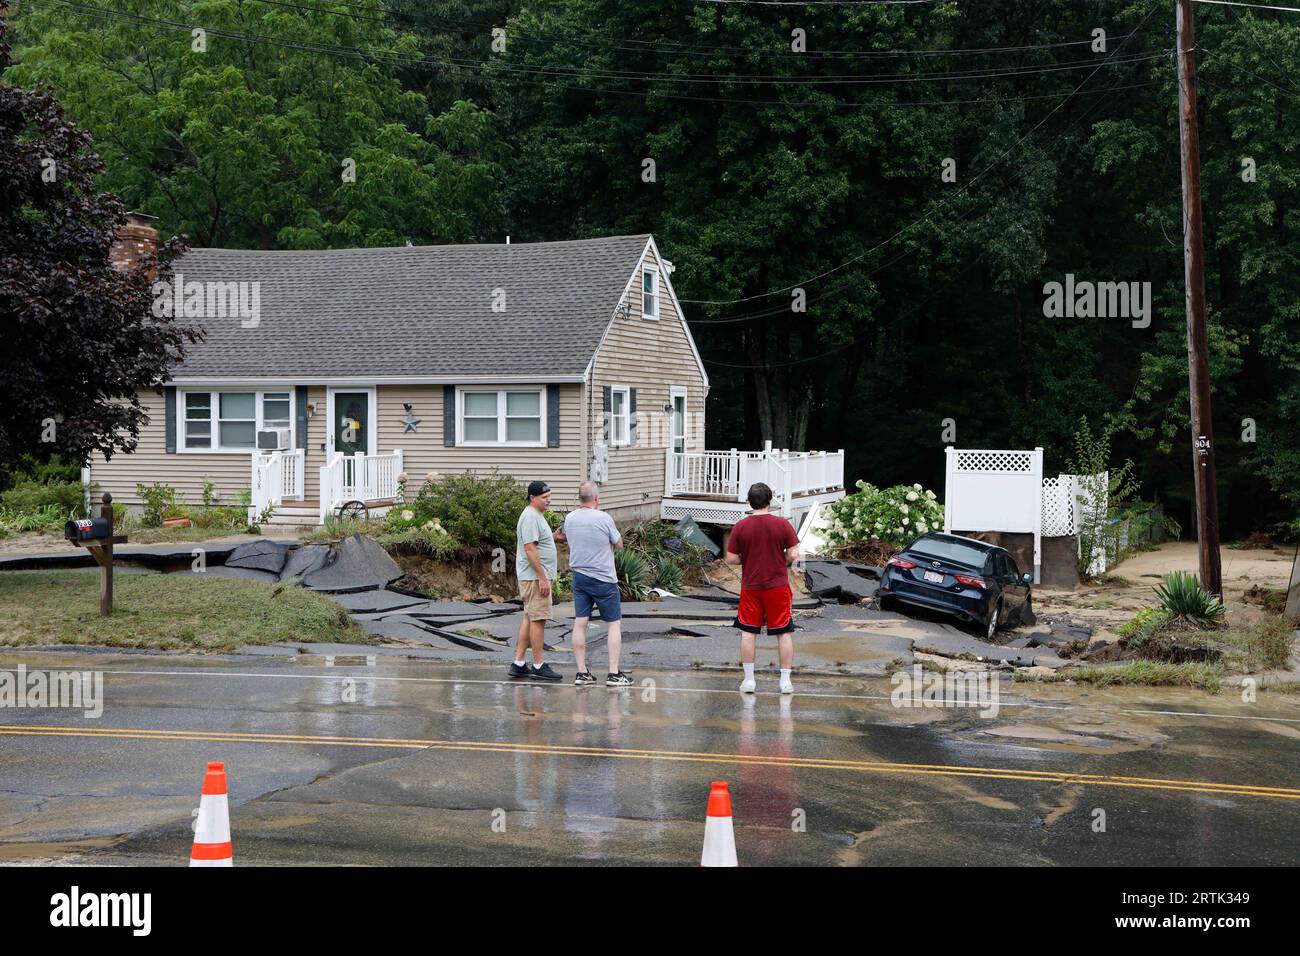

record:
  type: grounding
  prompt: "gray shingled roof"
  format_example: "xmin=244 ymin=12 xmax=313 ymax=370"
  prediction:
xmin=167 ymin=234 xmax=653 ymax=379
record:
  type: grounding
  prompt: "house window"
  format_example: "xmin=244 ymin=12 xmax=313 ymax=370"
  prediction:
xmin=261 ymin=392 xmax=291 ymax=431
xmin=459 ymin=388 xmax=545 ymax=446
xmin=642 ymin=268 xmax=659 ymax=319
xmin=610 ymin=386 xmax=630 ymax=446
xmin=184 ymin=393 xmax=212 ymax=449
xmin=218 ymin=393 xmax=256 ymax=448
xmin=180 ymin=389 xmax=295 ymax=452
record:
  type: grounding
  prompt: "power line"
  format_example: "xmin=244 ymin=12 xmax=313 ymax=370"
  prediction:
xmin=177 ymin=0 xmax=1154 ymax=63
xmin=26 ymin=0 xmax=1166 ymax=111
xmin=680 ymin=5 xmax=1164 ymax=305
xmin=694 ymin=0 xmax=943 ymax=6
xmin=694 ymin=20 xmax=1165 ymax=368
xmin=1193 ymin=0 xmax=1300 ymax=12
xmin=66 ymin=0 xmax=1169 ymax=87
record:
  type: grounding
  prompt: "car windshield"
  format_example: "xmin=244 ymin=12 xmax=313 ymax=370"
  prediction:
xmin=909 ymin=536 xmax=988 ymax=568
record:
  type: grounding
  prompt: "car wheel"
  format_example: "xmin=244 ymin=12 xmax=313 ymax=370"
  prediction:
xmin=984 ymin=601 xmax=1001 ymax=640
xmin=1018 ymin=593 xmax=1035 ymax=627
xmin=878 ymin=594 xmax=896 ymax=614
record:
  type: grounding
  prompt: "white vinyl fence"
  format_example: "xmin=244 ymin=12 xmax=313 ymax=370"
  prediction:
xmin=943 ymin=447 xmax=1044 ymax=582
xmin=944 ymin=446 xmax=1113 ymax=582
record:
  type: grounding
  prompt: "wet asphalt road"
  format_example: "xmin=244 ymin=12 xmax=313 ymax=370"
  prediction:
xmin=1 ymin=649 xmax=1298 ymax=866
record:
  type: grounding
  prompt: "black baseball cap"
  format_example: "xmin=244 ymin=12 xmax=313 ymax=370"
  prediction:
xmin=527 ymin=480 xmax=550 ymax=498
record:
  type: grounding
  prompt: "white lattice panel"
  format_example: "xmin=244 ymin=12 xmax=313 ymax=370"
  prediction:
xmin=944 ymin=446 xmax=1044 ymax=582
xmin=954 ymin=450 xmax=1035 ymax=474
xmin=661 ymin=504 xmax=744 ymax=525
xmin=1041 ymin=476 xmax=1076 ymax=536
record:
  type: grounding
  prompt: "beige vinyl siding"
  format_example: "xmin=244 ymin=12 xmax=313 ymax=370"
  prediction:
xmin=89 ymin=384 xmax=586 ymax=511
xmin=87 ymin=390 xmax=259 ymax=508
xmin=376 ymin=383 xmax=586 ymax=512
xmin=589 ymin=244 xmax=708 ymax=516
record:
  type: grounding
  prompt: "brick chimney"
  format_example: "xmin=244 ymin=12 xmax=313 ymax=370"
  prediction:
xmin=109 ymin=212 xmax=159 ymax=275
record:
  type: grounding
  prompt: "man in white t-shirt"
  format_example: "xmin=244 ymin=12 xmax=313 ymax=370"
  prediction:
xmin=563 ymin=481 xmax=630 ymax=687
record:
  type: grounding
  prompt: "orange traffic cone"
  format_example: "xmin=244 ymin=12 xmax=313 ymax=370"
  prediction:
xmin=700 ymin=780 xmax=738 ymax=867
xmin=190 ymin=761 xmax=233 ymax=867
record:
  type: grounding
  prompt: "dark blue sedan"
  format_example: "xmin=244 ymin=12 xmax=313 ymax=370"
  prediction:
xmin=877 ymin=532 xmax=1033 ymax=639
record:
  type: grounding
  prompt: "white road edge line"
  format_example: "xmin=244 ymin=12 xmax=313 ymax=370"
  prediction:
xmin=5 ymin=666 xmax=1298 ymax=725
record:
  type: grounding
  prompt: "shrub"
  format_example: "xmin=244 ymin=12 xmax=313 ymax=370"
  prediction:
xmin=1116 ymin=607 xmax=1174 ymax=649
xmin=136 ymin=482 xmax=179 ymax=528
xmin=301 ymin=517 xmax=386 ymax=544
xmin=378 ymin=525 xmax=459 ymax=559
xmin=614 ymin=548 xmax=651 ymax=601
xmin=4 ymin=453 xmax=81 ymax=488
xmin=1154 ymin=571 xmax=1226 ymax=627
xmin=411 ymin=471 xmax=525 ymax=555
xmin=0 ymin=479 xmax=84 ymax=518
xmin=1219 ymin=617 xmax=1296 ymax=673
xmin=821 ymin=480 xmax=944 ymax=550
xmin=622 ymin=519 xmax=711 ymax=568
xmin=652 ymin=553 xmax=684 ymax=594
xmin=0 ymin=504 xmax=66 ymax=538
xmin=190 ymin=506 xmax=248 ymax=531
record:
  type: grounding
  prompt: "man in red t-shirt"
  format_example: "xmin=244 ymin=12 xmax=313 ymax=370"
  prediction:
xmin=726 ymin=482 xmax=801 ymax=694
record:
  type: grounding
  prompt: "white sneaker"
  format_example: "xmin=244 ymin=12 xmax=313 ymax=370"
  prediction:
xmin=779 ymin=678 xmax=794 ymax=695
xmin=738 ymin=677 xmax=757 ymax=694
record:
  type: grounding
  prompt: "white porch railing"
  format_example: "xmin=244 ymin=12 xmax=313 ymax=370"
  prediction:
xmin=665 ymin=443 xmax=845 ymax=515
xmin=249 ymin=448 xmax=305 ymax=521
xmin=319 ymin=449 xmax=404 ymax=523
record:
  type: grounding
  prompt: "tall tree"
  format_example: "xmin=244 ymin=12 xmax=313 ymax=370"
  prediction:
xmin=10 ymin=0 xmax=506 ymax=248
xmin=1 ymin=2 xmax=200 ymax=473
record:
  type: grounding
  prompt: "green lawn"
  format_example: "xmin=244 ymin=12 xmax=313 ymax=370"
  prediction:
xmin=0 ymin=570 xmax=365 ymax=652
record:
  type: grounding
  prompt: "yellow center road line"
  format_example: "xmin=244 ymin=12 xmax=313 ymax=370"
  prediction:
xmin=3 ymin=724 xmax=1298 ymax=801
xmin=6 ymin=723 xmax=1300 ymax=794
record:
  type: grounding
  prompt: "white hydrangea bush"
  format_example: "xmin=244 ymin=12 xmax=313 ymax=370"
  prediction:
xmin=821 ymin=480 xmax=944 ymax=551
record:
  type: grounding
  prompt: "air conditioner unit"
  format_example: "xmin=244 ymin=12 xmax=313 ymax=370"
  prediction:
xmin=256 ymin=428 xmax=291 ymax=450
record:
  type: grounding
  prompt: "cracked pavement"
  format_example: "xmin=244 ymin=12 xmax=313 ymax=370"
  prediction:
xmin=1 ymin=648 xmax=1297 ymax=866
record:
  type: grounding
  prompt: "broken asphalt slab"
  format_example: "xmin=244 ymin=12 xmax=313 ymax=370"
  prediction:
xmin=279 ymin=544 xmax=331 ymax=582
xmin=327 ymin=589 xmax=437 ymax=614
xmin=803 ymin=560 xmax=880 ymax=603
xmin=302 ymin=534 xmax=402 ymax=593
xmin=225 ymin=540 xmax=291 ymax=573
xmin=0 ymin=541 xmax=257 ymax=571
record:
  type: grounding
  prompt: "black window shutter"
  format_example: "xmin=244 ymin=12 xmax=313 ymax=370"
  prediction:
xmin=164 ymin=386 xmax=177 ymax=453
xmin=443 ymin=385 xmax=456 ymax=447
xmin=295 ymin=387 xmax=308 ymax=450
xmin=629 ymin=388 xmax=638 ymax=446
xmin=547 ymin=384 xmax=561 ymax=448
xmin=602 ymin=385 xmax=612 ymax=443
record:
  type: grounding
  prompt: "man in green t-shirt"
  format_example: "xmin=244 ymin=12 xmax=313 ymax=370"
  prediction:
xmin=509 ymin=480 xmax=563 ymax=681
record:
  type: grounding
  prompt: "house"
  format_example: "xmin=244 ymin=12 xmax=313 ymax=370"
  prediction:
xmin=88 ymin=215 xmax=845 ymax=526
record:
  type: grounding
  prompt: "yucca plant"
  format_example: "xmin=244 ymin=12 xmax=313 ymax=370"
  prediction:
xmin=614 ymin=548 xmax=651 ymax=601
xmin=1154 ymin=571 xmax=1226 ymax=627
xmin=652 ymin=554 xmax=684 ymax=594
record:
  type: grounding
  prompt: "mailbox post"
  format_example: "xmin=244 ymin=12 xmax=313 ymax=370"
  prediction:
xmin=65 ymin=492 xmax=128 ymax=616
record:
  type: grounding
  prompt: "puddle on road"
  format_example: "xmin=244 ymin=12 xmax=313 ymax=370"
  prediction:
xmin=0 ymin=834 xmax=123 ymax=862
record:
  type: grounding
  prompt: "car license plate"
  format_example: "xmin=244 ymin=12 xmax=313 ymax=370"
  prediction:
xmin=923 ymin=570 xmax=944 ymax=584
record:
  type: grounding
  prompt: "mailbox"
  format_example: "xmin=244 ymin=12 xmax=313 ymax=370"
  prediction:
xmin=65 ymin=518 xmax=110 ymax=541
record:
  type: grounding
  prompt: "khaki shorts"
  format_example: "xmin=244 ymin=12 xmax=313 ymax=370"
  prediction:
xmin=519 ymin=579 xmax=553 ymax=621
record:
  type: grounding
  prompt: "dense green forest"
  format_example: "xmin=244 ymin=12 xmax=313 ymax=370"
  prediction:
xmin=8 ymin=0 xmax=1298 ymax=536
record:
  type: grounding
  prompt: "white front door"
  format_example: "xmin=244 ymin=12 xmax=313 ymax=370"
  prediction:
xmin=670 ymin=387 xmax=687 ymax=482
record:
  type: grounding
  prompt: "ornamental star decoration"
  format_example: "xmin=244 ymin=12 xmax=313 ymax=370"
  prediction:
xmin=402 ymin=403 xmax=421 ymax=433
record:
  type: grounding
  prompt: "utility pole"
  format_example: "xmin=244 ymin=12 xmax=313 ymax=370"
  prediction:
xmin=1175 ymin=0 xmax=1222 ymax=596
